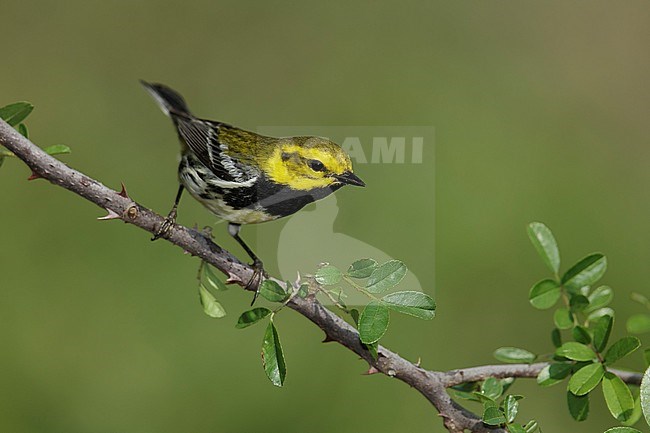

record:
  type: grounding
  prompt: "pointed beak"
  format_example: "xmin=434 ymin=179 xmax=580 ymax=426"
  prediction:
xmin=334 ymin=171 xmax=366 ymax=187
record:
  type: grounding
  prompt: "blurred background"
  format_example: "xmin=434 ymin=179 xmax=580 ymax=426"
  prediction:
xmin=2 ymin=1 xmax=650 ymax=432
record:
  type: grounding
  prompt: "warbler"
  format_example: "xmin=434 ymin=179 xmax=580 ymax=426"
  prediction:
xmin=141 ymin=81 xmax=365 ymax=295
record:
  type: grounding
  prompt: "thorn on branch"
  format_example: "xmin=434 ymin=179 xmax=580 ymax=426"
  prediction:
xmin=118 ymin=182 xmax=130 ymax=199
xmin=226 ymin=273 xmax=245 ymax=285
xmin=97 ymin=208 xmax=121 ymax=221
xmin=364 ymin=366 xmax=380 ymax=375
xmin=27 ymin=171 xmax=42 ymax=181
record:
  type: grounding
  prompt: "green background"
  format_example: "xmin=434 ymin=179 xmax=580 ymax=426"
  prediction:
xmin=2 ymin=1 xmax=649 ymax=432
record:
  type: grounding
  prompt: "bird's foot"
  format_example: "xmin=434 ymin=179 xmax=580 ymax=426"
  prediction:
xmin=247 ymin=259 xmax=267 ymax=305
xmin=151 ymin=208 xmax=177 ymax=241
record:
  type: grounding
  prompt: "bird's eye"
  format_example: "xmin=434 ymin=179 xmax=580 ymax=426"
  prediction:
xmin=307 ymin=159 xmax=326 ymax=172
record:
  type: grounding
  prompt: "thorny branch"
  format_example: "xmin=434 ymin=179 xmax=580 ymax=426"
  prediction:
xmin=0 ymin=119 xmax=642 ymax=433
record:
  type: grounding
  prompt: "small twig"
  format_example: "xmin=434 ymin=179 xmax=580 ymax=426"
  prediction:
xmin=318 ymin=285 xmax=350 ymax=313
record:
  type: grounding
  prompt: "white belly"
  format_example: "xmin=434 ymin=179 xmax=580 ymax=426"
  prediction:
xmin=195 ymin=194 xmax=277 ymax=224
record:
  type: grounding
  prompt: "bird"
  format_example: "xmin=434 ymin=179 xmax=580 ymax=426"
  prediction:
xmin=141 ymin=81 xmax=365 ymax=300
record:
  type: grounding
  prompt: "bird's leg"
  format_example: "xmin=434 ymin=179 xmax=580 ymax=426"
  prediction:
xmin=228 ymin=223 xmax=266 ymax=304
xmin=152 ymin=184 xmax=184 ymax=241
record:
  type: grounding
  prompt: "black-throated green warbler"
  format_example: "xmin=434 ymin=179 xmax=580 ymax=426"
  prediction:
xmin=141 ymin=81 xmax=365 ymax=295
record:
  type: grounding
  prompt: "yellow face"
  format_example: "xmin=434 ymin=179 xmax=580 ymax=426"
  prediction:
xmin=262 ymin=138 xmax=363 ymax=190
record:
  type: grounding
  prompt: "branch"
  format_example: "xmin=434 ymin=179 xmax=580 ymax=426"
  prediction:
xmin=441 ymin=363 xmax=642 ymax=387
xmin=0 ymin=118 xmax=642 ymax=432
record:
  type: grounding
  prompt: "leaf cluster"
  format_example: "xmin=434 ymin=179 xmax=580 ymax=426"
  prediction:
xmin=315 ymin=259 xmax=436 ymax=348
xmin=452 ymin=377 xmax=539 ymax=432
xmin=0 ymin=102 xmax=71 ymax=169
xmin=523 ymin=223 xmax=642 ymax=430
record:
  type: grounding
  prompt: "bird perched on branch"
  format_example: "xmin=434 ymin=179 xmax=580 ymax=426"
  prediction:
xmin=141 ymin=81 xmax=365 ymax=299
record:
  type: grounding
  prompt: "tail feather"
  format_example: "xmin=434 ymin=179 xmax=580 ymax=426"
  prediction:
xmin=140 ymin=80 xmax=191 ymax=117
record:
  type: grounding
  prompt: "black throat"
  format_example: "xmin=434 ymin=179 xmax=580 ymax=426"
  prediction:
xmin=223 ymin=174 xmax=343 ymax=219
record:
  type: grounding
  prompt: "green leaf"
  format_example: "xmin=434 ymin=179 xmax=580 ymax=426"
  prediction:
xmin=523 ymin=420 xmax=539 ymax=433
xmin=358 ymin=301 xmax=390 ymax=344
xmin=261 ymin=320 xmax=286 ymax=387
xmin=554 ymin=308 xmax=574 ymax=330
xmin=527 ymin=222 xmax=560 ymax=275
xmin=43 ymin=144 xmax=71 ymax=155
xmin=203 ymin=264 xmax=228 ymax=291
xmin=567 ymin=391 xmax=589 ymax=421
xmin=259 ymin=280 xmax=287 ymax=302
xmin=493 ymin=347 xmax=536 ymax=364
xmin=504 ymin=394 xmax=519 ymax=423
xmin=474 ymin=392 xmax=498 ymax=405
xmin=603 ymin=428 xmax=642 ymax=433
xmin=588 ymin=307 xmax=615 ymax=322
xmin=562 ymin=253 xmax=607 ymax=293
xmin=627 ymin=314 xmax=650 ymax=334
xmin=482 ymin=377 xmax=504 ymax=400
xmin=586 ymin=285 xmax=613 ymax=312
xmin=501 ymin=378 xmax=515 ymax=394
xmin=556 ymin=342 xmax=597 ymax=361
xmin=198 ymin=284 xmax=226 ymax=318
xmin=529 ymin=279 xmax=561 ymax=310
xmin=315 ymin=265 xmax=342 ymax=285
xmin=593 ymin=314 xmax=614 ymax=353
xmin=17 ymin=123 xmax=28 ymax=138
xmin=381 ymin=291 xmax=436 ymax=319
xmin=365 ymin=260 xmax=407 ymax=294
xmin=364 ymin=341 xmax=379 ymax=360
xmin=551 ymin=328 xmax=562 ymax=348
xmin=297 ymin=283 xmax=309 ymax=298
xmin=587 ymin=307 xmax=616 ymax=322
xmin=604 ymin=337 xmax=641 ymax=366
xmin=623 ymin=393 xmax=642 ymax=427
xmin=569 ymin=294 xmax=590 ymax=312
xmin=645 ymin=349 xmax=650 ymax=368
xmin=537 ymin=363 xmax=572 ymax=387
xmin=0 ymin=102 xmax=33 ymax=126
xmin=641 ymin=365 xmax=650 ymax=427
xmin=450 ymin=389 xmax=480 ymax=401
xmin=0 ymin=155 xmax=4 ymax=169
xmin=631 ymin=292 xmax=650 ymax=307
xmin=452 ymin=382 xmax=479 ymax=393
xmin=482 ymin=405 xmax=506 ymax=426
xmin=572 ymin=326 xmax=592 ymax=344
xmin=568 ymin=362 xmax=605 ymax=395
xmin=350 ymin=308 xmax=360 ymax=325
xmin=507 ymin=424 xmax=527 ymax=433
xmin=451 ymin=383 xmax=479 ymax=399
xmin=236 ymin=307 xmax=271 ymax=329
xmin=602 ymin=372 xmax=635 ymax=422
xmin=347 ymin=258 xmax=378 ymax=278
